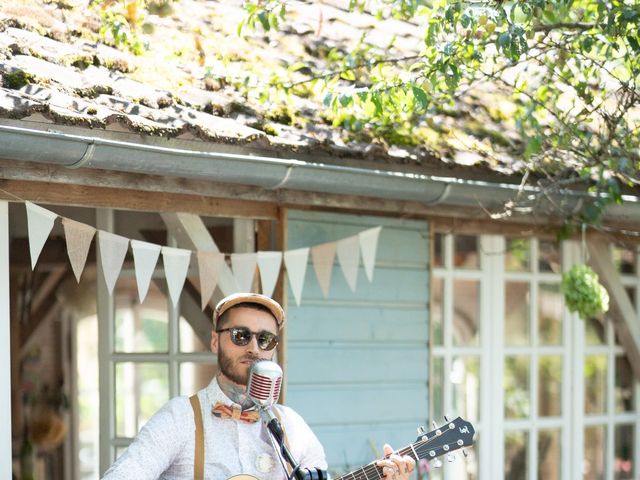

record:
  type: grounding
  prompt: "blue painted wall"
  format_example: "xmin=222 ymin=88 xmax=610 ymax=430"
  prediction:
xmin=285 ymin=210 xmax=429 ymax=475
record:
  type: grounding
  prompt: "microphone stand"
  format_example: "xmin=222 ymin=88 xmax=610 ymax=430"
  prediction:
xmin=259 ymin=408 xmax=327 ymax=480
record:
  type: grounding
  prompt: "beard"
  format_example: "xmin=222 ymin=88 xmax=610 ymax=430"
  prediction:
xmin=217 ymin=347 xmax=257 ymax=386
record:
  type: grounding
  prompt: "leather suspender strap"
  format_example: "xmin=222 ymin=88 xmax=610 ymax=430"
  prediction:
xmin=189 ymin=394 xmax=205 ymax=480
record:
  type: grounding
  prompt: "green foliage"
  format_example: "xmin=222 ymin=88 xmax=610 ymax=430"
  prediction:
xmin=240 ymin=0 xmax=640 ymax=227
xmin=3 ymin=69 xmax=35 ymax=89
xmin=560 ymin=264 xmax=610 ymax=320
xmin=90 ymin=0 xmax=176 ymax=55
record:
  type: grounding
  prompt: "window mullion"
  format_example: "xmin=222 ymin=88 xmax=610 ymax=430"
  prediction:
xmin=480 ymin=234 xmax=504 ymax=479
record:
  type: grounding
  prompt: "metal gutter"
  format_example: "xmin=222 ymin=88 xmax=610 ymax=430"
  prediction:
xmin=0 ymin=123 xmax=638 ymax=222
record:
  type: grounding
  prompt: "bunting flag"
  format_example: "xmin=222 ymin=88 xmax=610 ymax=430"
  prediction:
xmin=257 ymin=251 xmax=282 ymax=298
xmin=26 ymin=201 xmax=58 ymax=270
xmin=21 ymin=202 xmax=384 ymax=307
xmin=231 ymin=252 xmax=258 ymax=293
xmin=62 ymin=218 xmax=96 ymax=283
xmin=162 ymin=246 xmax=191 ymax=307
xmin=131 ymin=240 xmax=162 ymax=303
xmin=98 ymin=231 xmax=129 ymax=295
xmin=197 ymin=251 xmax=225 ymax=310
xmin=359 ymin=226 xmax=382 ymax=282
xmin=283 ymin=247 xmax=309 ymax=306
xmin=336 ymin=234 xmax=360 ymax=292
xmin=311 ymin=241 xmax=336 ymax=299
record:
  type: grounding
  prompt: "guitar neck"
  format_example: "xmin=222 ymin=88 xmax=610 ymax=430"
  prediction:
xmin=332 ymin=417 xmax=475 ymax=480
xmin=334 ymin=446 xmax=414 ymax=480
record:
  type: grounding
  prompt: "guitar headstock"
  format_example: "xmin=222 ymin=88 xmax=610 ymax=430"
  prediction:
xmin=413 ymin=417 xmax=475 ymax=463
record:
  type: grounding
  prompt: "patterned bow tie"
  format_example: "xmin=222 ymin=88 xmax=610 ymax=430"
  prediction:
xmin=212 ymin=402 xmax=261 ymax=423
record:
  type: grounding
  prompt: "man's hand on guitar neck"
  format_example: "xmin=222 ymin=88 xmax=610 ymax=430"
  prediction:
xmin=376 ymin=444 xmax=416 ymax=480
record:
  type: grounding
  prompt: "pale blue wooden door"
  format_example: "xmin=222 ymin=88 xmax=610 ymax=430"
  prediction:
xmin=285 ymin=210 xmax=429 ymax=475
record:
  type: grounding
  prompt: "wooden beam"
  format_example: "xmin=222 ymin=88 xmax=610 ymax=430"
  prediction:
xmin=29 ymin=266 xmax=67 ymax=314
xmin=160 ymin=213 xmax=238 ymax=297
xmin=0 ymin=158 xmax=603 ymax=229
xmin=587 ymin=237 xmax=640 ymax=382
xmin=20 ymin=282 xmax=66 ymax=347
xmin=0 ymin=177 xmax=278 ymax=220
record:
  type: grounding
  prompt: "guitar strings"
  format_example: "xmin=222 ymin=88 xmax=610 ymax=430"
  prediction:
xmin=333 ymin=420 xmax=472 ymax=480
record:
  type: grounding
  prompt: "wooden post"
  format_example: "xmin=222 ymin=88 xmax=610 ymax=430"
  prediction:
xmin=587 ymin=236 xmax=640 ymax=381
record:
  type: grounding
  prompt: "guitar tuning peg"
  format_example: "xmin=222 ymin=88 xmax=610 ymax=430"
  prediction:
xmin=443 ymin=414 xmax=451 ymax=422
xmin=432 ymin=458 xmax=443 ymax=468
xmin=417 ymin=426 xmax=425 ymax=435
xmin=447 ymin=453 xmax=455 ymax=463
xmin=431 ymin=420 xmax=438 ymax=429
xmin=462 ymin=449 xmax=468 ymax=458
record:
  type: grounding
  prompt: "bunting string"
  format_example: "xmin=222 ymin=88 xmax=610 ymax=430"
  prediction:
xmin=23 ymin=201 xmax=383 ymax=307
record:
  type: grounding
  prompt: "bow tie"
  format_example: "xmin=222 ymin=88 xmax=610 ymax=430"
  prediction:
xmin=212 ymin=402 xmax=261 ymax=423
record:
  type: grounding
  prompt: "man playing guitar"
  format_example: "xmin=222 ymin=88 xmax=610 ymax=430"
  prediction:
xmin=102 ymin=293 xmax=416 ymax=480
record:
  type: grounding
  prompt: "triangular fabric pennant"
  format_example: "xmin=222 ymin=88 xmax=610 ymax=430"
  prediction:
xmin=231 ymin=252 xmax=258 ymax=293
xmin=336 ymin=235 xmax=360 ymax=292
xmin=25 ymin=201 xmax=58 ymax=270
xmin=257 ymin=251 xmax=282 ymax=298
xmin=197 ymin=251 xmax=225 ymax=310
xmin=162 ymin=246 xmax=192 ymax=307
xmin=359 ymin=226 xmax=382 ymax=282
xmin=283 ymin=247 xmax=309 ymax=306
xmin=62 ymin=218 xmax=96 ymax=283
xmin=130 ymin=240 xmax=162 ymax=303
xmin=311 ymin=241 xmax=336 ymax=299
xmin=98 ymin=231 xmax=129 ymax=295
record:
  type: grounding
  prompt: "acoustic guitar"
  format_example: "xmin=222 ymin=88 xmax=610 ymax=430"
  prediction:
xmin=227 ymin=416 xmax=475 ymax=480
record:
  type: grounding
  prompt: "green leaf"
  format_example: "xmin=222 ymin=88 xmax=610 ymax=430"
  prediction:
xmin=257 ymin=11 xmax=270 ymax=31
xmin=339 ymin=93 xmax=353 ymax=107
xmin=498 ymin=32 xmax=511 ymax=49
xmin=523 ymin=136 xmax=541 ymax=159
xmin=412 ymin=86 xmax=429 ymax=109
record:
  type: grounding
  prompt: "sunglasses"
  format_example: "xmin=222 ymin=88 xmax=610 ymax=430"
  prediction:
xmin=216 ymin=326 xmax=279 ymax=351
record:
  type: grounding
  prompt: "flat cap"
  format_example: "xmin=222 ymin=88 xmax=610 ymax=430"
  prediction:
xmin=213 ymin=293 xmax=285 ymax=329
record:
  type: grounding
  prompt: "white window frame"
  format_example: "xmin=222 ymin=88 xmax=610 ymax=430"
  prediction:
xmin=431 ymin=233 xmax=640 ymax=479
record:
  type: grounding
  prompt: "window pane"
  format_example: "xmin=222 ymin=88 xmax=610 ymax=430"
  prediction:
xmin=431 ymin=277 xmax=444 ymax=346
xmin=432 ymin=357 xmax=444 ymax=422
xmin=179 ymin=316 xmax=210 ymax=353
xmin=451 ymin=356 xmax=480 ymax=423
xmin=505 ymin=282 xmax=530 ymax=345
xmin=585 ymin=355 xmax=608 ymax=415
xmin=539 ymin=240 xmax=561 ymax=273
xmin=453 ymin=279 xmax=480 ymax=346
xmin=506 ymin=238 xmax=531 ymax=272
xmin=614 ymin=424 xmax=634 ymax=480
xmin=624 ymin=287 xmax=636 ymax=309
xmin=433 ymin=233 xmax=444 ymax=268
xmin=180 ymin=362 xmax=218 ymax=396
xmin=615 ymin=356 xmax=634 ymax=413
xmin=504 ymin=356 xmax=530 ymax=419
xmin=454 ymin=235 xmax=479 ymax=269
xmin=114 ymin=281 xmax=168 ymax=353
xmin=539 ymin=356 xmax=562 ymax=417
xmin=538 ymin=283 xmax=563 ymax=345
xmin=115 ymin=362 xmax=169 ymax=437
xmin=584 ymin=426 xmax=606 ymax=480
xmin=538 ymin=428 xmax=561 ymax=480
xmin=613 ymin=246 xmax=635 ymax=274
xmin=585 ymin=317 xmax=606 ymax=345
xmin=505 ymin=430 xmax=529 ymax=480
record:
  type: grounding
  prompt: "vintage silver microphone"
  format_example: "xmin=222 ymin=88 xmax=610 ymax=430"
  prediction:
xmin=247 ymin=359 xmax=282 ymax=409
